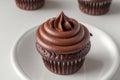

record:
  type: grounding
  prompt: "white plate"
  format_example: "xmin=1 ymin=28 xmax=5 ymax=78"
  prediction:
xmin=11 ymin=23 xmax=119 ymax=80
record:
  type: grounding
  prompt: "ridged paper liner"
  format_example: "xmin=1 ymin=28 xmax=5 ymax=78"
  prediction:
xmin=43 ymin=57 xmax=85 ymax=75
xmin=36 ymin=41 xmax=90 ymax=74
xmin=78 ymin=0 xmax=112 ymax=15
xmin=15 ymin=0 xmax=45 ymax=10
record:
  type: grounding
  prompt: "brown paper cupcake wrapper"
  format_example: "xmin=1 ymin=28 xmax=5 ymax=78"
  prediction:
xmin=15 ymin=0 xmax=45 ymax=10
xmin=43 ymin=57 xmax=85 ymax=75
xmin=78 ymin=0 xmax=112 ymax=15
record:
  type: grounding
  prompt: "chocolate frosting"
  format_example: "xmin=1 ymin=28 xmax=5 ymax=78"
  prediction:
xmin=36 ymin=12 xmax=90 ymax=54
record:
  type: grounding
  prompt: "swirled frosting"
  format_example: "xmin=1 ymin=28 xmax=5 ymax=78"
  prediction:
xmin=36 ymin=12 xmax=90 ymax=54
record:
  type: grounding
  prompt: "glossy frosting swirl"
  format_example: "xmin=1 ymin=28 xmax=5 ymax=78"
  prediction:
xmin=36 ymin=12 xmax=90 ymax=54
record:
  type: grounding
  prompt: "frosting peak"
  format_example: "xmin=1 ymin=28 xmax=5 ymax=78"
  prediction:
xmin=54 ymin=12 xmax=74 ymax=32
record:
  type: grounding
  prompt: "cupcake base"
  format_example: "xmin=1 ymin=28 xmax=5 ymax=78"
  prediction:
xmin=78 ymin=0 xmax=112 ymax=15
xmin=15 ymin=0 xmax=45 ymax=10
xmin=43 ymin=57 xmax=85 ymax=75
xmin=36 ymin=42 xmax=90 ymax=75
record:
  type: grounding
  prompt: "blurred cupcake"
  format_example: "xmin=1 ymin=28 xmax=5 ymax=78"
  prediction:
xmin=15 ymin=0 xmax=45 ymax=10
xmin=36 ymin=12 xmax=91 ymax=75
xmin=78 ymin=0 xmax=112 ymax=15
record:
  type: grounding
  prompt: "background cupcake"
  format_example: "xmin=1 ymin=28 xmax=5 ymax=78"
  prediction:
xmin=78 ymin=0 xmax=112 ymax=15
xmin=36 ymin=12 xmax=91 ymax=75
xmin=15 ymin=0 xmax=45 ymax=10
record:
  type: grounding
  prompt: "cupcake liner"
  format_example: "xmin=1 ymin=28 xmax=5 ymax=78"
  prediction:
xmin=36 ymin=42 xmax=90 ymax=74
xmin=43 ymin=57 xmax=85 ymax=75
xmin=78 ymin=0 xmax=112 ymax=15
xmin=15 ymin=0 xmax=45 ymax=10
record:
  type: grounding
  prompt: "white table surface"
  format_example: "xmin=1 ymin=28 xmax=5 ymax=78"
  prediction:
xmin=0 ymin=0 xmax=120 ymax=80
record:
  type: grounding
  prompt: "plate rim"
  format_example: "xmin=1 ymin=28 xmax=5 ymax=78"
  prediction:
xmin=10 ymin=22 xmax=120 ymax=80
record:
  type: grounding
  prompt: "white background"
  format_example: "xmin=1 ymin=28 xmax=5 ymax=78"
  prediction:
xmin=0 ymin=0 xmax=120 ymax=80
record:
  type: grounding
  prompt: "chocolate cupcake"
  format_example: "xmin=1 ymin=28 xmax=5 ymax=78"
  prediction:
xmin=15 ymin=0 xmax=45 ymax=10
xmin=36 ymin=12 xmax=91 ymax=75
xmin=78 ymin=0 xmax=112 ymax=15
